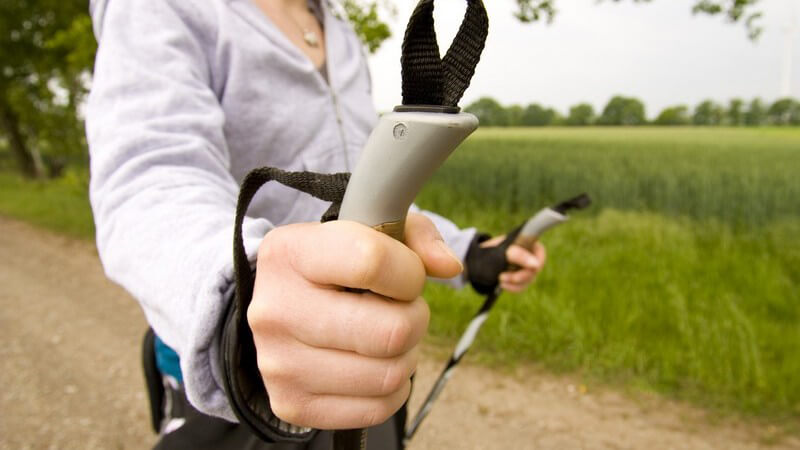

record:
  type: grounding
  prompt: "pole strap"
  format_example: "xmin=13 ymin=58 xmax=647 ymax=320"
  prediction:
xmin=234 ymin=168 xmax=350 ymax=308
xmin=223 ymin=167 xmax=350 ymax=443
xmin=401 ymin=0 xmax=489 ymax=108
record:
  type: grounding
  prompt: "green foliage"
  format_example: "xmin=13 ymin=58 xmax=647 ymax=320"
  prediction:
xmin=515 ymin=0 xmax=763 ymax=39
xmin=417 ymin=127 xmax=800 ymax=420
xmin=727 ymin=98 xmax=745 ymax=126
xmin=692 ymin=0 xmax=763 ymax=39
xmin=767 ymin=98 xmax=800 ymax=126
xmin=0 ymin=0 xmax=774 ymax=181
xmin=0 ymin=169 xmax=93 ymax=239
xmin=520 ymin=103 xmax=559 ymax=126
xmin=341 ymin=0 xmax=393 ymax=53
xmin=514 ymin=0 xmax=557 ymax=23
xmin=693 ymin=99 xmax=725 ymax=126
xmin=0 ymin=0 xmax=95 ymax=178
xmin=505 ymin=104 xmax=525 ymax=126
xmin=655 ymin=105 xmax=691 ymax=126
xmin=565 ymin=103 xmax=595 ymax=126
xmin=465 ymin=97 xmax=510 ymax=127
xmin=745 ymin=98 xmax=767 ymax=126
xmin=464 ymin=96 xmax=799 ymax=129
xmin=597 ymin=95 xmax=646 ymax=126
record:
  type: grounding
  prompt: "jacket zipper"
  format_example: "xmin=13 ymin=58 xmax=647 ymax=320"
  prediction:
xmin=326 ymin=73 xmax=351 ymax=171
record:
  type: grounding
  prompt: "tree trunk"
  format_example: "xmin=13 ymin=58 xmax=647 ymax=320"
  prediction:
xmin=0 ymin=95 xmax=45 ymax=179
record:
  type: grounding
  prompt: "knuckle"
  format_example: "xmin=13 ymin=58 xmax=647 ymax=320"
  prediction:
xmin=257 ymin=229 xmax=282 ymax=263
xmin=365 ymin=381 xmax=411 ymax=426
xmin=257 ymin=354 xmax=285 ymax=381
xmin=382 ymin=315 xmax=413 ymax=356
xmin=269 ymin=392 xmax=306 ymax=425
xmin=247 ymin=298 xmax=280 ymax=333
xmin=379 ymin=360 xmax=409 ymax=396
xmin=361 ymin=405 xmax=387 ymax=428
xmin=352 ymin=237 xmax=386 ymax=286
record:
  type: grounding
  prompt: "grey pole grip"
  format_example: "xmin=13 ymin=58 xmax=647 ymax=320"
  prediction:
xmin=513 ymin=208 xmax=568 ymax=249
xmin=338 ymin=111 xmax=479 ymax=242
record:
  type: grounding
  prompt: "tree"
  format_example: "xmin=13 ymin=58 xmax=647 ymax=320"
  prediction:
xmin=693 ymin=100 xmax=724 ymax=126
xmin=767 ymin=98 xmax=800 ymax=126
xmin=342 ymin=0 xmax=394 ymax=53
xmin=464 ymin=97 xmax=510 ymax=127
xmin=342 ymin=0 xmax=765 ymax=54
xmin=597 ymin=96 xmax=646 ymax=126
xmin=565 ymin=103 xmax=595 ymax=126
xmin=514 ymin=0 xmax=762 ymax=39
xmin=744 ymin=98 xmax=766 ymax=126
xmin=506 ymin=104 xmax=525 ymax=127
xmin=0 ymin=0 xmax=771 ymax=179
xmin=0 ymin=0 xmax=95 ymax=178
xmin=654 ymin=105 xmax=691 ymax=126
xmin=521 ymin=103 xmax=558 ymax=126
xmin=727 ymin=98 xmax=745 ymax=126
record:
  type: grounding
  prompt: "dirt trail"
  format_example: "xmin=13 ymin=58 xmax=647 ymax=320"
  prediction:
xmin=1 ymin=216 xmax=796 ymax=450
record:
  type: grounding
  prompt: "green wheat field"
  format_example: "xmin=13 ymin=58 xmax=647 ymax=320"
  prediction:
xmin=1 ymin=127 xmax=798 ymax=422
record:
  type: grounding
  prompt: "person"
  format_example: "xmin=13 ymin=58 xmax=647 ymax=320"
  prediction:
xmin=86 ymin=0 xmax=546 ymax=448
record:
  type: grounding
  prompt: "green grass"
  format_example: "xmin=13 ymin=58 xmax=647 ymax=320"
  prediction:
xmin=0 ymin=169 xmax=94 ymax=239
xmin=417 ymin=127 xmax=800 ymax=421
xmin=1 ymin=127 xmax=798 ymax=423
xmin=422 ymin=127 xmax=800 ymax=230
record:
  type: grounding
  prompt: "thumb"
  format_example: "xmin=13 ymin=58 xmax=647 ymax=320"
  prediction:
xmin=404 ymin=213 xmax=464 ymax=279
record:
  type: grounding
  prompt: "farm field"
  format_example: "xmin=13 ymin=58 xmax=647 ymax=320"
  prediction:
xmin=1 ymin=127 xmax=798 ymax=425
xmin=417 ymin=127 xmax=800 ymax=422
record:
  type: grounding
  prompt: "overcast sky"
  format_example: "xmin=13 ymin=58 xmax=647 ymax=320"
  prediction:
xmin=366 ymin=0 xmax=800 ymax=118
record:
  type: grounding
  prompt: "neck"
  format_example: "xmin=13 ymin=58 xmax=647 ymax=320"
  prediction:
xmin=272 ymin=0 xmax=308 ymax=10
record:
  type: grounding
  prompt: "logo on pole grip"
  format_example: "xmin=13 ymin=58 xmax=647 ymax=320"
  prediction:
xmin=393 ymin=123 xmax=409 ymax=141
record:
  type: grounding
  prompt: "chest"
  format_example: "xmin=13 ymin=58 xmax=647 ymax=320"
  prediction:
xmin=208 ymin=0 xmax=378 ymax=223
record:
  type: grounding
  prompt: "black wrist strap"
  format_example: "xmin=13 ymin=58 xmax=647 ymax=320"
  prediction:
xmin=401 ymin=0 xmax=489 ymax=108
xmin=223 ymin=168 xmax=350 ymax=443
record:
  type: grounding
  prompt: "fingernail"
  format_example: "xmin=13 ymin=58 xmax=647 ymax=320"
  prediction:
xmin=527 ymin=255 xmax=540 ymax=268
xmin=437 ymin=240 xmax=464 ymax=272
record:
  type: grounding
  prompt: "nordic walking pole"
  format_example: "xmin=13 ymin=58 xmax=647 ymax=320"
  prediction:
xmin=333 ymin=109 xmax=479 ymax=450
xmin=404 ymin=193 xmax=592 ymax=443
xmin=331 ymin=0 xmax=488 ymax=447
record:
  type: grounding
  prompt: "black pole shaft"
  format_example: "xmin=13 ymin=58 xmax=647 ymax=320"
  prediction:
xmin=404 ymin=288 xmax=502 ymax=442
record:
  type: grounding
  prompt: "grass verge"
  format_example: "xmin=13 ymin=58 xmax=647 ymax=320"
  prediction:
xmin=0 ymin=170 xmax=94 ymax=240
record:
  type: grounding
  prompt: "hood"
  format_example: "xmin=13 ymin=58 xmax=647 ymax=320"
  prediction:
xmin=89 ymin=0 xmax=109 ymax=39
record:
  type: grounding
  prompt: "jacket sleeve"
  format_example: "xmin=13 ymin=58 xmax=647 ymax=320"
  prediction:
xmin=410 ymin=205 xmax=477 ymax=288
xmin=87 ymin=0 xmax=267 ymax=421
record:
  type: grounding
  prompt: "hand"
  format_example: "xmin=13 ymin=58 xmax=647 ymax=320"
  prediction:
xmin=479 ymin=236 xmax=547 ymax=293
xmin=247 ymin=213 xmax=463 ymax=430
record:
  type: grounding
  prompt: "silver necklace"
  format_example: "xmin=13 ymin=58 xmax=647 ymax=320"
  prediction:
xmin=287 ymin=9 xmax=320 ymax=48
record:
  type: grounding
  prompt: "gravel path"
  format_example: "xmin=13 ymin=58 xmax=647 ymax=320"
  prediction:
xmin=1 ymin=216 xmax=795 ymax=449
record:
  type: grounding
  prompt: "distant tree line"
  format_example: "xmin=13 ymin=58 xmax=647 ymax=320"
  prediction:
xmin=464 ymin=96 xmax=800 ymax=127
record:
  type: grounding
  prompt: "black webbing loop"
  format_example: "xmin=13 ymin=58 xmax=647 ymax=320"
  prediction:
xmin=401 ymin=0 xmax=489 ymax=107
xmin=233 ymin=167 xmax=350 ymax=312
xmin=227 ymin=167 xmax=349 ymax=442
